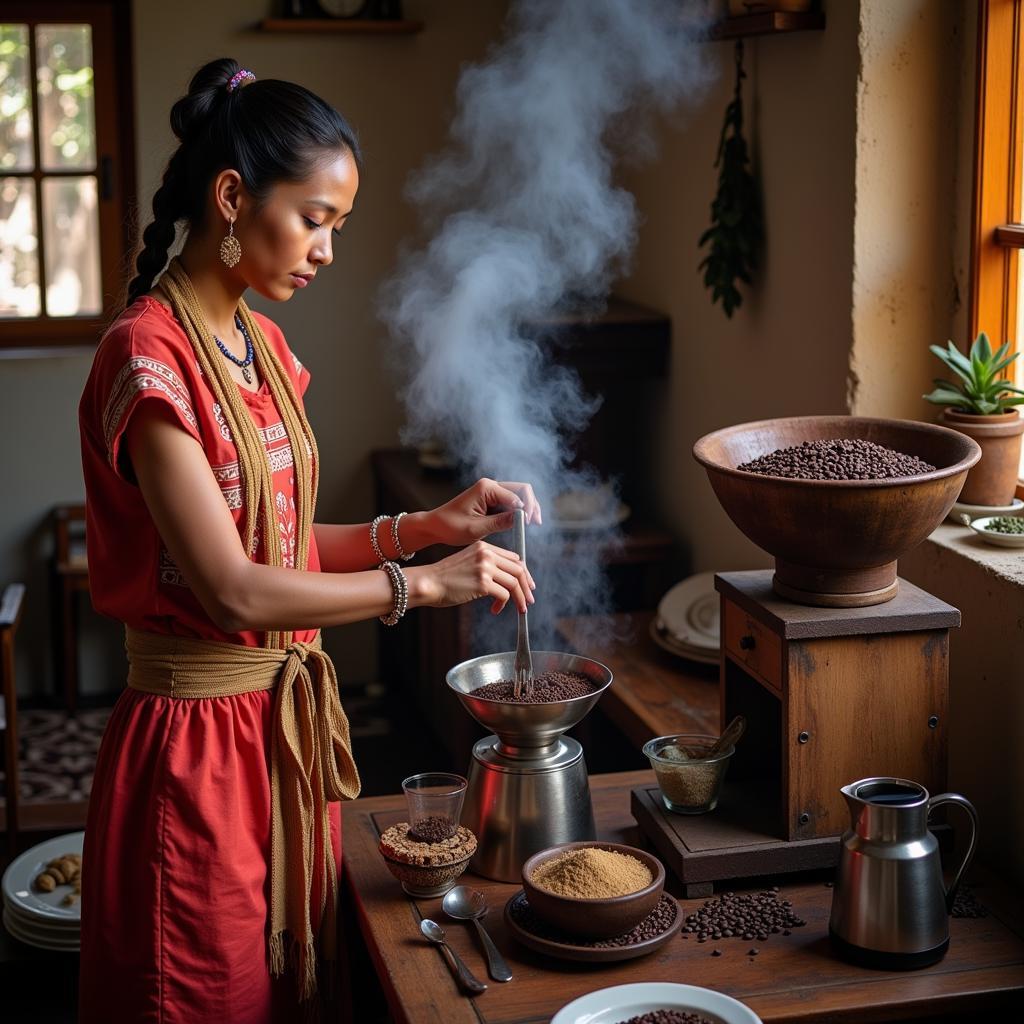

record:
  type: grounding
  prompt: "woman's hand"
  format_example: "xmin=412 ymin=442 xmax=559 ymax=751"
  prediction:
xmin=406 ymin=540 xmax=536 ymax=614
xmin=423 ymin=478 xmax=542 ymax=548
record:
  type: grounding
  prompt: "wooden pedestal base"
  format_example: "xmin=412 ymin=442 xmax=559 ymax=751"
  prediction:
xmin=631 ymin=782 xmax=840 ymax=897
xmin=632 ymin=782 xmax=953 ymax=897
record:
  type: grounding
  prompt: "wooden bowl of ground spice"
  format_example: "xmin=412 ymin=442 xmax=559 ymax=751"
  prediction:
xmin=522 ymin=842 xmax=665 ymax=940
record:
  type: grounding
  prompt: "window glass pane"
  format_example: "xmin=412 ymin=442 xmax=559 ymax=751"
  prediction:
xmin=42 ymin=176 xmax=100 ymax=316
xmin=0 ymin=24 xmax=33 ymax=171
xmin=1018 ymin=253 xmax=1024 ymax=479
xmin=0 ymin=176 xmax=40 ymax=317
xmin=36 ymin=24 xmax=94 ymax=171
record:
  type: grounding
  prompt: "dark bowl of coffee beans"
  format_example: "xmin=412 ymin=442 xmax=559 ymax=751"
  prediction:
xmin=522 ymin=841 xmax=666 ymax=939
xmin=693 ymin=416 xmax=981 ymax=607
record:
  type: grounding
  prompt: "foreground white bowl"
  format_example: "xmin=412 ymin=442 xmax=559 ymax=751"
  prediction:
xmin=551 ymin=982 xmax=762 ymax=1024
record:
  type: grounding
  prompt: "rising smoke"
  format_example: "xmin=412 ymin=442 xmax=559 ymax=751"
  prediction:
xmin=381 ymin=0 xmax=713 ymax=651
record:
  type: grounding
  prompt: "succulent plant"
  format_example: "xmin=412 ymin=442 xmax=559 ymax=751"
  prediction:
xmin=924 ymin=332 xmax=1024 ymax=415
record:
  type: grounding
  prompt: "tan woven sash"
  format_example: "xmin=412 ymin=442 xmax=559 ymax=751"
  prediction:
xmin=125 ymin=627 xmax=361 ymax=1000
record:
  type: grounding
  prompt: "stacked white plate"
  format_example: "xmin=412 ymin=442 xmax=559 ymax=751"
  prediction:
xmin=651 ymin=572 xmax=720 ymax=666
xmin=2 ymin=832 xmax=83 ymax=952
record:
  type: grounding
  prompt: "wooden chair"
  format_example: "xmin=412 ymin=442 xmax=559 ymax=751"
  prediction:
xmin=1 ymin=583 xmax=26 ymax=858
xmin=51 ymin=504 xmax=88 ymax=712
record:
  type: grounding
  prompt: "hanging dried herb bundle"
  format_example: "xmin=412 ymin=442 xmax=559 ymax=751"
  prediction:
xmin=699 ymin=41 xmax=762 ymax=317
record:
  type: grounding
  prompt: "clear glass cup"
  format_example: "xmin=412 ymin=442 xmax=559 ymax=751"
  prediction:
xmin=642 ymin=734 xmax=734 ymax=814
xmin=401 ymin=772 xmax=467 ymax=842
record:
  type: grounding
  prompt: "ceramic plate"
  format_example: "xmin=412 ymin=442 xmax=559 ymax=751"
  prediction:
xmin=947 ymin=497 xmax=1024 ymax=524
xmin=649 ymin=618 xmax=719 ymax=666
xmin=504 ymin=890 xmax=681 ymax=963
xmin=968 ymin=516 xmax=1024 ymax=547
xmin=3 ymin=908 xmax=80 ymax=952
xmin=1 ymin=832 xmax=84 ymax=923
xmin=549 ymin=503 xmax=631 ymax=532
xmin=2 ymin=896 xmax=79 ymax=934
xmin=551 ymin=982 xmax=762 ymax=1024
xmin=657 ymin=573 xmax=720 ymax=652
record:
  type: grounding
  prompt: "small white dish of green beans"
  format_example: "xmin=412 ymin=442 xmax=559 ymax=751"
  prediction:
xmin=969 ymin=515 xmax=1024 ymax=548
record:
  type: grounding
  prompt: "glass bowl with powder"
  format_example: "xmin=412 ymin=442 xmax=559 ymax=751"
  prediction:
xmin=642 ymin=734 xmax=734 ymax=815
xmin=521 ymin=841 xmax=666 ymax=939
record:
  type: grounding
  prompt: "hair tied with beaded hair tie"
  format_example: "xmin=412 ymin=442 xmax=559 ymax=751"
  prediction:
xmin=226 ymin=69 xmax=255 ymax=93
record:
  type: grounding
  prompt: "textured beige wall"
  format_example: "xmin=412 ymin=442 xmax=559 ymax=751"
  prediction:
xmin=849 ymin=0 xmax=969 ymax=420
xmin=0 ymin=0 xmax=508 ymax=694
xmin=619 ymin=0 xmax=862 ymax=574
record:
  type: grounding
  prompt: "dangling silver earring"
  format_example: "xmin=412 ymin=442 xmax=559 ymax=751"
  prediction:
xmin=219 ymin=219 xmax=242 ymax=268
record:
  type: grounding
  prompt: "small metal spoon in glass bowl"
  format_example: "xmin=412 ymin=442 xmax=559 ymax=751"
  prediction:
xmin=420 ymin=918 xmax=488 ymax=994
xmin=442 ymin=885 xmax=513 ymax=982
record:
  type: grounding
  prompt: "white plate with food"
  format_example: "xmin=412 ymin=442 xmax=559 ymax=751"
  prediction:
xmin=551 ymin=981 xmax=762 ymax=1024
xmin=947 ymin=496 xmax=1023 ymax=524
xmin=657 ymin=573 xmax=720 ymax=653
xmin=550 ymin=486 xmax=631 ymax=532
xmin=3 ymin=908 xmax=80 ymax=952
xmin=968 ymin=515 xmax=1024 ymax=547
xmin=1 ymin=832 xmax=84 ymax=923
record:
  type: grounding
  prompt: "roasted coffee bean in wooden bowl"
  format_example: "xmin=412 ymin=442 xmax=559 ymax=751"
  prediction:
xmin=521 ymin=841 xmax=665 ymax=939
xmin=693 ymin=416 xmax=981 ymax=607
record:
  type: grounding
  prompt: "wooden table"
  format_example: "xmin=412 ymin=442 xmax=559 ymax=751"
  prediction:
xmin=340 ymin=771 xmax=1024 ymax=1023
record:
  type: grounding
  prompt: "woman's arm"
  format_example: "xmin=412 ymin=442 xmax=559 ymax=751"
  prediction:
xmin=126 ymin=403 xmax=533 ymax=632
xmin=313 ymin=479 xmax=542 ymax=573
xmin=312 ymin=516 xmax=435 ymax=573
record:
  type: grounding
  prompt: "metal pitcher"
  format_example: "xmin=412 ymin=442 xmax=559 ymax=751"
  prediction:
xmin=829 ymin=777 xmax=978 ymax=970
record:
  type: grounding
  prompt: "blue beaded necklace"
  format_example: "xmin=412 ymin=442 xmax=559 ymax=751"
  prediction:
xmin=214 ymin=314 xmax=255 ymax=384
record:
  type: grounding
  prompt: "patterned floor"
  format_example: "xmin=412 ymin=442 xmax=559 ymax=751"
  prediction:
xmin=1 ymin=708 xmax=112 ymax=802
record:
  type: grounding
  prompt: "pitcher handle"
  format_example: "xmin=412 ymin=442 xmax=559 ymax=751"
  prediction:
xmin=928 ymin=793 xmax=979 ymax=913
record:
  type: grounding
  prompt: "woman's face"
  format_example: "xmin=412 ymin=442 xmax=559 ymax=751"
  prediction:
xmin=235 ymin=149 xmax=359 ymax=302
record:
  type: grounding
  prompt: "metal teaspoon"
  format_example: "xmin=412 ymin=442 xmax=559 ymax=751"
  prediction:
xmin=442 ymin=885 xmax=513 ymax=982
xmin=420 ymin=918 xmax=488 ymax=995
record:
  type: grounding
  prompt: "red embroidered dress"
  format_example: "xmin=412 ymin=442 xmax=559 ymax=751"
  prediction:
xmin=78 ymin=296 xmax=336 ymax=1023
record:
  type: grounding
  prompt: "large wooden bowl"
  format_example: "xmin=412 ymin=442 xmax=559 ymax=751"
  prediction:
xmin=692 ymin=416 xmax=980 ymax=606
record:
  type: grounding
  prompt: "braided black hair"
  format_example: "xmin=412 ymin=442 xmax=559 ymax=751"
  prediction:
xmin=125 ymin=58 xmax=360 ymax=308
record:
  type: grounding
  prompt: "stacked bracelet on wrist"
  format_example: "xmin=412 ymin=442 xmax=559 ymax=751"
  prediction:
xmin=379 ymin=560 xmax=409 ymax=626
xmin=390 ymin=511 xmax=414 ymax=562
xmin=370 ymin=514 xmax=389 ymax=564
xmin=371 ymin=512 xmax=416 ymax=564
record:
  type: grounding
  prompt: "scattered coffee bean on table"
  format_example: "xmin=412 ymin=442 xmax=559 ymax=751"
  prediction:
xmin=618 ymin=1012 xmax=714 ymax=1024
xmin=470 ymin=670 xmax=596 ymax=703
xmin=683 ymin=889 xmax=806 ymax=944
xmin=509 ymin=891 xmax=677 ymax=947
xmin=737 ymin=438 xmax=936 ymax=480
xmin=407 ymin=815 xmax=457 ymax=844
xmin=952 ymin=884 xmax=989 ymax=919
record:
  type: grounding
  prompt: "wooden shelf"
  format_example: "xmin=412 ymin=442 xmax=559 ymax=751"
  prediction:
xmin=709 ymin=10 xmax=825 ymax=40
xmin=524 ymin=295 xmax=671 ymax=379
xmin=257 ymin=18 xmax=423 ymax=34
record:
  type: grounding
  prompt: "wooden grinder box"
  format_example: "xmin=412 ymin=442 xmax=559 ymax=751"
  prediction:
xmin=632 ymin=570 xmax=958 ymax=892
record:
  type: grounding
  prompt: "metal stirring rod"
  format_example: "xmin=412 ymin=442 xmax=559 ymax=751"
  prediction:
xmin=512 ymin=508 xmax=534 ymax=699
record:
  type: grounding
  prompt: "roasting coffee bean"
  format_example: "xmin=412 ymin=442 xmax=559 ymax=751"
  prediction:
xmin=470 ymin=670 xmax=596 ymax=703
xmin=619 ymin=1012 xmax=715 ymax=1024
xmin=622 ymin=1014 xmax=714 ymax=1024
xmin=737 ymin=438 xmax=936 ymax=480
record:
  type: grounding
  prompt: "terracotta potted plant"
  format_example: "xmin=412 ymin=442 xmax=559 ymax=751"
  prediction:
xmin=924 ymin=333 xmax=1024 ymax=506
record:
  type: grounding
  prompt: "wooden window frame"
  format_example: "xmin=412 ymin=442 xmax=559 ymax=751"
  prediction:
xmin=0 ymin=0 xmax=135 ymax=353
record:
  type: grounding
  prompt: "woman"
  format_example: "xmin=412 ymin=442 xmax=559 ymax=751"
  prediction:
xmin=77 ymin=58 xmax=538 ymax=1023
